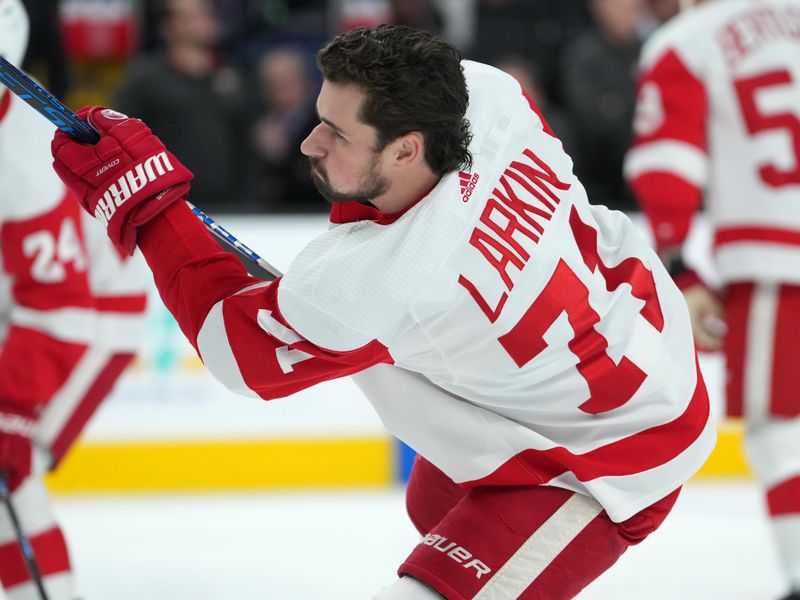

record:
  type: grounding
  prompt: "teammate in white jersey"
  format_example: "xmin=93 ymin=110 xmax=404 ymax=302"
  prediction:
xmin=625 ymin=2 xmax=800 ymax=598
xmin=51 ymin=25 xmax=714 ymax=600
xmin=0 ymin=1 xmax=148 ymax=598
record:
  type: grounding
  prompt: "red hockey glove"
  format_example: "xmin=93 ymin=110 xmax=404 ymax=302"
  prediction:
xmin=51 ymin=106 xmax=193 ymax=254
xmin=0 ymin=403 xmax=36 ymax=492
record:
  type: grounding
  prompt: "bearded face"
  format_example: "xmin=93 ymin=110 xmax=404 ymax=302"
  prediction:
xmin=308 ymin=154 xmax=388 ymax=205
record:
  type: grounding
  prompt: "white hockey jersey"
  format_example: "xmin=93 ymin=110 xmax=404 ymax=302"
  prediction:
xmin=624 ymin=0 xmax=800 ymax=284
xmin=0 ymin=91 xmax=148 ymax=464
xmin=139 ymin=60 xmax=714 ymax=522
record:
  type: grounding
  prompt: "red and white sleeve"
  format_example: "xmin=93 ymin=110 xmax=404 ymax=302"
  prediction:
xmin=0 ymin=195 xmax=95 ymax=413
xmin=624 ymin=48 xmax=709 ymax=251
xmin=138 ymin=202 xmax=392 ymax=401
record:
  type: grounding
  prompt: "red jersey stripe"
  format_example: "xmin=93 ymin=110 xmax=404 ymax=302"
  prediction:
xmin=715 ymin=226 xmax=800 ymax=247
xmin=465 ymin=356 xmax=709 ymax=486
xmin=94 ymin=294 xmax=148 ymax=313
xmin=767 ymin=475 xmax=800 ymax=516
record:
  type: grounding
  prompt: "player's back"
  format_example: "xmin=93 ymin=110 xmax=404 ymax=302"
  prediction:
xmin=280 ymin=61 xmax=713 ymax=521
xmin=628 ymin=0 xmax=800 ymax=282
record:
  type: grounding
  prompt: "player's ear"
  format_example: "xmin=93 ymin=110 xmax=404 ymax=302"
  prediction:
xmin=390 ymin=132 xmax=425 ymax=168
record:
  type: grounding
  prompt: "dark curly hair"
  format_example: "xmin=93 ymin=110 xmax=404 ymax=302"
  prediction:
xmin=317 ymin=25 xmax=472 ymax=176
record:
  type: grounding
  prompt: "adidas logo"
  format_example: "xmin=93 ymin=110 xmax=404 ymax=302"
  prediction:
xmin=458 ymin=171 xmax=480 ymax=203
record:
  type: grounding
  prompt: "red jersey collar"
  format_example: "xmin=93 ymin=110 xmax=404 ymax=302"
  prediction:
xmin=328 ymin=181 xmax=440 ymax=225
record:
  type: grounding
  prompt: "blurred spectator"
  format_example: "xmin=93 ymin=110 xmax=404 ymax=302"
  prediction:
xmin=114 ymin=0 xmax=252 ymax=213
xmin=495 ymin=54 xmax=577 ymax=156
xmin=330 ymin=0 xmax=444 ymax=36
xmin=432 ymin=0 xmax=477 ymax=52
xmin=140 ymin=1 xmax=328 ymax=62
xmin=249 ymin=46 xmax=323 ymax=211
xmin=560 ymin=0 xmax=645 ymax=212
xmin=331 ymin=0 xmax=393 ymax=31
xmin=217 ymin=0 xmax=328 ymax=68
xmin=640 ymin=0 xmax=681 ymax=37
xmin=21 ymin=0 xmax=69 ymax=99
xmin=389 ymin=0 xmax=443 ymax=34
xmin=471 ymin=0 xmax=591 ymax=103
xmin=645 ymin=0 xmax=680 ymax=26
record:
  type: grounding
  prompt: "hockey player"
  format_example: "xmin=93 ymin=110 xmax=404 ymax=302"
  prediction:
xmin=624 ymin=1 xmax=800 ymax=598
xmin=51 ymin=25 xmax=714 ymax=600
xmin=0 ymin=1 xmax=149 ymax=598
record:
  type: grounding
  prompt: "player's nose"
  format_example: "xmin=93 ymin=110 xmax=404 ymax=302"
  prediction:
xmin=300 ymin=124 xmax=326 ymax=158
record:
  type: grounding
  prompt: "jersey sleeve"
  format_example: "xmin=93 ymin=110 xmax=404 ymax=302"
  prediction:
xmin=137 ymin=201 xmax=392 ymax=401
xmin=624 ymin=46 xmax=709 ymax=250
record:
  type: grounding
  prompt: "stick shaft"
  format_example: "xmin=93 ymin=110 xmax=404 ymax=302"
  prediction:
xmin=0 ymin=56 xmax=99 ymax=144
xmin=0 ymin=478 xmax=51 ymax=600
xmin=188 ymin=202 xmax=280 ymax=280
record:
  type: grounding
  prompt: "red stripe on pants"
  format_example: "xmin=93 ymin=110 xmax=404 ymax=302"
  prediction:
xmin=520 ymin=488 xmax=680 ymax=599
xmin=0 ymin=526 xmax=70 ymax=589
xmin=724 ymin=283 xmax=800 ymax=418
xmin=767 ymin=476 xmax=800 ymax=516
xmin=724 ymin=283 xmax=754 ymax=418
xmin=771 ymin=286 xmax=800 ymax=417
xmin=518 ymin=512 xmax=629 ymax=599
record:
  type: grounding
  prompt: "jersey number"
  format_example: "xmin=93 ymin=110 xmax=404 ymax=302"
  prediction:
xmin=498 ymin=207 xmax=664 ymax=414
xmin=23 ymin=218 xmax=87 ymax=283
xmin=257 ymin=309 xmax=314 ymax=374
xmin=734 ymin=69 xmax=800 ymax=187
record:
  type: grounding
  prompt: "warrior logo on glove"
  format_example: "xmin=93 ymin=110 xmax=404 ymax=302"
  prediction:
xmin=93 ymin=152 xmax=176 ymax=226
xmin=52 ymin=106 xmax=194 ymax=254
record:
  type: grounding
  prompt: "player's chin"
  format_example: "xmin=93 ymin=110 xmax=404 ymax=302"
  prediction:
xmin=310 ymin=173 xmax=347 ymax=204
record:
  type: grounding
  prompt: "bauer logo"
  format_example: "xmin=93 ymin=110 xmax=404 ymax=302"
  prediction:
xmin=94 ymin=152 xmax=175 ymax=225
xmin=421 ymin=533 xmax=491 ymax=579
xmin=458 ymin=171 xmax=480 ymax=203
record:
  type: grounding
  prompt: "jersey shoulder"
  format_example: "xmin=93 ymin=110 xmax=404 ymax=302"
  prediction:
xmin=279 ymin=175 xmax=470 ymax=352
xmin=462 ymin=59 xmax=547 ymax=139
xmin=639 ymin=0 xmax=744 ymax=70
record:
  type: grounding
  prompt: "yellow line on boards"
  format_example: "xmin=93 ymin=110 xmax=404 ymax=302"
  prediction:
xmin=44 ymin=421 xmax=751 ymax=494
xmin=693 ymin=419 xmax=751 ymax=479
xmin=46 ymin=437 xmax=393 ymax=494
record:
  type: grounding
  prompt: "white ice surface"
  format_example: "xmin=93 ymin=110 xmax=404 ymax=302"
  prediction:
xmin=1 ymin=481 xmax=789 ymax=600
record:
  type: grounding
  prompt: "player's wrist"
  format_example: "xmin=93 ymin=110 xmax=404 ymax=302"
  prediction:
xmin=661 ymin=251 xmax=706 ymax=292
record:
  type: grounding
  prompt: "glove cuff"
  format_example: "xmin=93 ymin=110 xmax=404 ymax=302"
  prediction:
xmin=0 ymin=404 xmax=36 ymax=438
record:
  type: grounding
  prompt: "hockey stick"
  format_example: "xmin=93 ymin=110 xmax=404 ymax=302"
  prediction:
xmin=0 ymin=476 xmax=50 ymax=600
xmin=186 ymin=202 xmax=280 ymax=280
xmin=0 ymin=55 xmax=281 ymax=281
